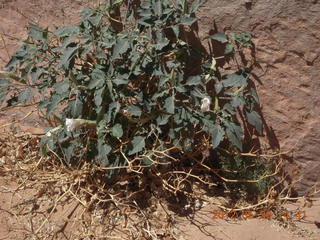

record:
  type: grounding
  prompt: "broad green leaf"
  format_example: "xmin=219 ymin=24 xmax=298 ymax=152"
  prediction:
xmin=37 ymin=98 xmax=50 ymax=110
xmin=71 ymin=93 xmax=83 ymax=117
xmin=58 ymin=44 xmax=78 ymax=68
xmin=54 ymin=26 xmax=79 ymax=38
xmin=171 ymin=25 xmax=180 ymax=38
xmin=89 ymin=68 xmax=106 ymax=89
xmin=142 ymin=156 xmax=153 ymax=166
xmin=80 ymin=7 xmax=95 ymax=18
xmin=154 ymin=0 xmax=162 ymax=16
xmin=18 ymin=89 xmax=36 ymax=103
xmin=210 ymin=33 xmax=228 ymax=43
xmin=164 ymin=95 xmax=175 ymax=114
xmin=111 ymin=123 xmax=123 ymax=138
xmin=113 ymin=74 xmax=128 ymax=85
xmin=230 ymin=32 xmax=253 ymax=47
xmin=185 ymin=75 xmax=202 ymax=86
xmin=155 ymin=38 xmax=170 ymax=51
xmin=225 ymin=43 xmax=234 ymax=54
xmin=88 ymin=13 xmax=102 ymax=27
xmin=156 ymin=114 xmax=170 ymax=126
xmin=111 ymin=0 xmax=123 ymax=6
xmin=231 ymin=96 xmax=245 ymax=108
xmin=191 ymin=88 xmax=205 ymax=98
xmin=180 ymin=16 xmax=197 ymax=26
xmin=0 ymin=71 xmax=26 ymax=84
xmin=222 ymin=72 xmax=248 ymax=87
xmin=175 ymin=85 xmax=187 ymax=93
xmin=190 ymin=0 xmax=205 ymax=13
xmin=177 ymin=0 xmax=187 ymax=12
xmin=64 ymin=143 xmax=75 ymax=163
xmin=159 ymin=75 xmax=170 ymax=86
xmin=46 ymin=94 xmax=65 ymax=117
xmin=98 ymin=139 xmax=112 ymax=162
xmin=106 ymin=101 xmax=120 ymax=124
xmin=30 ymin=67 xmax=44 ymax=83
xmin=0 ymin=78 xmax=10 ymax=87
xmin=248 ymin=88 xmax=260 ymax=104
xmin=246 ymin=110 xmax=263 ymax=135
xmin=127 ymin=105 xmax=142 ymax=117
xmin=215 ymin=81 xmax=223 ymax=94
xmin=113 ymin=78 xmax=128 ymax=85
xmin=54 ymin=81 xmax=69 ymax=94
xmin=128 ymin=136 xmax=145 ymax=155
xmin=223 ymin=103 xmax=236 ymax=114
xmin=28 ymin=23 xmax=46 ymax=41
xmin=94 ymin=86 xmax=105 ymax=107
xmin=112 ymin=38 xmax=130 ymax=59
xmin=0 ymin=90 xmax=7 ymax=104
xmin=224 ymin=121 xmax=243 ymax=151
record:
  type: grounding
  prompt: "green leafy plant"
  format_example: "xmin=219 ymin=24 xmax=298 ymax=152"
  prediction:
xmin=0 ymin=0 xmax=263 ymax=181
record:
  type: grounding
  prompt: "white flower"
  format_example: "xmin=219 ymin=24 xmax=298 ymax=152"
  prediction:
xmin=201 ymin=97 xmax=211 ymax=112
xmin=65 ymin=118 xmax=79 ymax=132
xmin=65 ymin=118 xmax=96 ymax=132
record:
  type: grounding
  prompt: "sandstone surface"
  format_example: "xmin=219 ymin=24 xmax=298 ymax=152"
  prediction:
xmin=197 ymin=0 xmax=320 ymax=194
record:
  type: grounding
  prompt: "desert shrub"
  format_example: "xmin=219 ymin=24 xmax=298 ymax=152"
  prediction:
xmin=0 ymin=0 xmax=263 ymax=182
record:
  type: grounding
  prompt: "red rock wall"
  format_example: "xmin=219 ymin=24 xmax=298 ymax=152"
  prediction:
xmin=197 ymin=0 xmax=320 ymax=193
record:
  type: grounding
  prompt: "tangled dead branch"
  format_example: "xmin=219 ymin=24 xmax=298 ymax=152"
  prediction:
xmin=0 ymin=128 xmax=318 ymax=240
